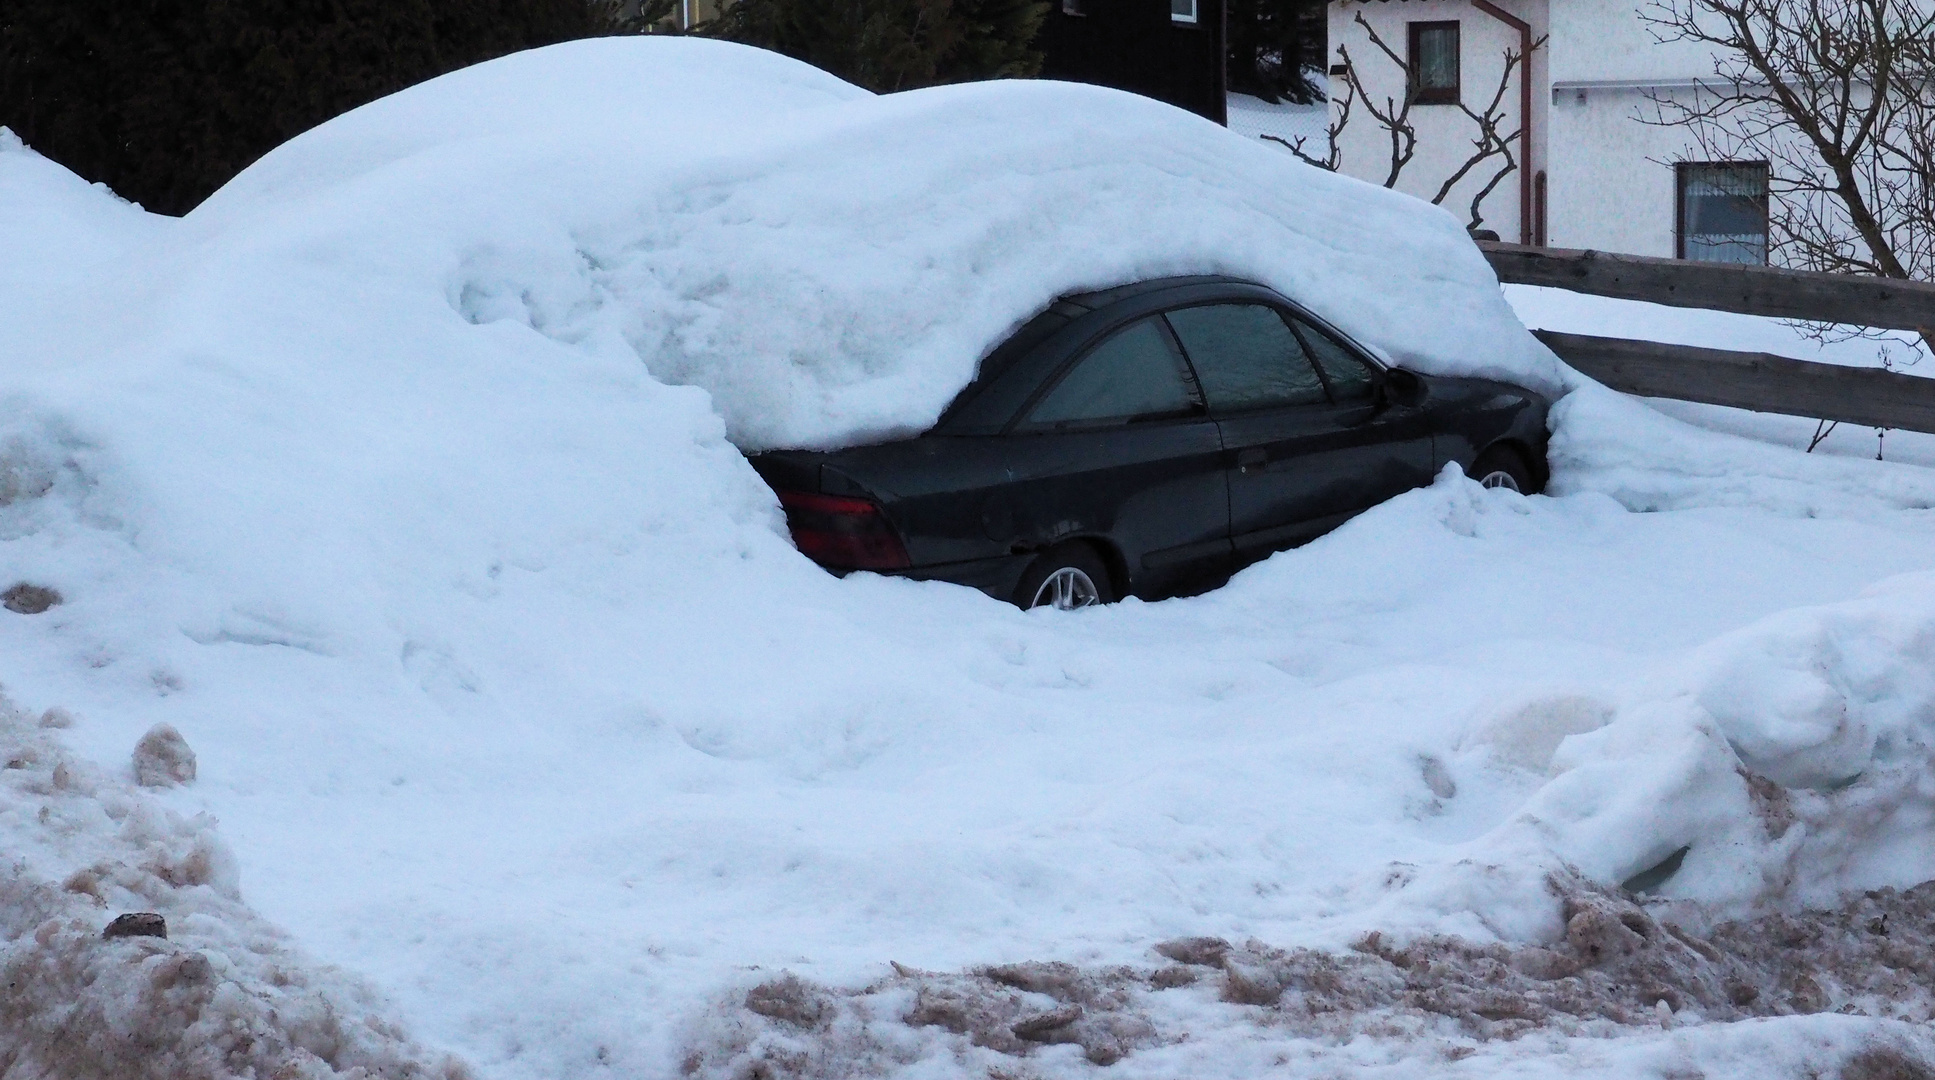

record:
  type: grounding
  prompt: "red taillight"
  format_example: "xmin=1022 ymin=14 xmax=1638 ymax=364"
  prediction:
xmin=777 ymin=491 xmax=911 ymax=571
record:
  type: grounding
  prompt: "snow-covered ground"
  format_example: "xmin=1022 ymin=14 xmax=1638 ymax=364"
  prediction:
xmin=5 ymin=37 xmax=1935 ymax=1080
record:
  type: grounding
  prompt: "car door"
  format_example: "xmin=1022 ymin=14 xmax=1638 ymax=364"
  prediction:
xmin=997 ymin=315 xmax=1232 ymax=598
xmin=1287 ymin=311 xmax=1438 ymax=513
xmin=1164 ymin=303 xmax=1434 ymax=568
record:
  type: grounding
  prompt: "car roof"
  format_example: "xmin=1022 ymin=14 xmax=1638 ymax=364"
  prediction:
xmin=1057 ymin=275 xmax=1257 ymax=312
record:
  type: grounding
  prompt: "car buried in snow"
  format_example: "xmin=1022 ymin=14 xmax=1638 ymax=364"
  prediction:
xmin=749 ymin=276 xmax=1552 ymax=610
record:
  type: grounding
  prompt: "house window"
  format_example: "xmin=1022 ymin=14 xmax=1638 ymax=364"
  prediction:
xmin=1676 ymin=162 xmax=1769 ymax=263
xmin=1408 ymin=22 xmax=1460 ymax=105
xmin=1062 ymin=0 xmax=1085 ymax=14
xmin=1171 ymin=0 xmax=1199 ymax=24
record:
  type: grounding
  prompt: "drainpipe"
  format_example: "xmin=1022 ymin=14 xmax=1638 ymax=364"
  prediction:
xmin=1471 ymin=0 xmax=1535 ymax=245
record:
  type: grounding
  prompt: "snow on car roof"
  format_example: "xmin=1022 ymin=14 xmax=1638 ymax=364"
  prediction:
xmin=188 ymin=34 xmax=1567 ymax=451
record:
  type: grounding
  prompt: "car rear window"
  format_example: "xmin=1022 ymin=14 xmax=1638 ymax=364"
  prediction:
xmin=1023 ymin=318 xmax=1196 ymax=428
xmin=935 ymin=304 xmax=1078 ymax=434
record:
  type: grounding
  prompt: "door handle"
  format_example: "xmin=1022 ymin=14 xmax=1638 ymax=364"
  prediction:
xmin=1236 ymin=448 xmax=1267 ymax=473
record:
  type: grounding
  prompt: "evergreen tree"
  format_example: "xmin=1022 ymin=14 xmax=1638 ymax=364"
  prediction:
xmin=702 ymin=0 xmax=1046 ymax=93
xmin=601 ymin=0 xmax=681 ymax=35
xmin=942 ymin=0 xmax=1050 ymax=82
xmin=0 ymin=0 xmax=599 ymax=215
xmin=1227 ymin=0 xmax=1326 ymax=105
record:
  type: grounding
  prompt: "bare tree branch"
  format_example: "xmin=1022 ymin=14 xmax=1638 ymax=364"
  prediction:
xmin=1266 ymin=76 xmax=1350 ymax=170
xmin=1322 ymin=15 xmax=1545 ymax=231
xmin=1640 ymin=0 xmax=1935 ymax=299
xmin=1333 ymin=19 xmax=1421 ymax=187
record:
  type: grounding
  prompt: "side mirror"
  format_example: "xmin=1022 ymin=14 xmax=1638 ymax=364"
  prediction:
xmin=1382 ymin=368 xmax=1427 ymax=408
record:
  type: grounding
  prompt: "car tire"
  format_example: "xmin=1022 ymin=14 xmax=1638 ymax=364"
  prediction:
xmin=1468 ymin=445 xmax=1538 ymax=494
xmin=1015 ymin=542 xmax=1116 ymax=611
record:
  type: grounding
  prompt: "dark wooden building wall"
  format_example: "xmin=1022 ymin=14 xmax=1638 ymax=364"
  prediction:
xmin=1037 ymin=1 xmax=1229 ymax=126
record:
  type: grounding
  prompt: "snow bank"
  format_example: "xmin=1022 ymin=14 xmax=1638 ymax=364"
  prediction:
xmin=1551 ymin=386 xmax=1935 ymax=516
xmin=6 ymin=31 xmax=1935 ymax=1080
xmin=0 ymin=688 xmax=467 ymax=1080
xmin=1417 ymin=557 xmax=1935 ymax=942
xmin=653 ymin=479 xmax=1935 ymax=1078
xmin=180 ymin=35 xmax=1562 ymax=451
xmin=679 ymin=886 xmax=1935 ymax=1080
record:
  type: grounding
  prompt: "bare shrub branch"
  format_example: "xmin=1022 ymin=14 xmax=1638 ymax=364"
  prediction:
xmin=1265 ymin=81 xmax=1350 ymax=170
xmin=1639 ymin=0 xmax=1935 ymax=290
xmin=1323 ymin=13 xmax=1545 ymax=231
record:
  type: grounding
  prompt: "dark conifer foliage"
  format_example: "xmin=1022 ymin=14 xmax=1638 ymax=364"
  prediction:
xmin=1227 ymin=0 xmax=1326 ymax=104
xmin=0 ymin=0 xmax=599 ymax=215
xmin=701 ymin=0 xmax=1047 ymax=93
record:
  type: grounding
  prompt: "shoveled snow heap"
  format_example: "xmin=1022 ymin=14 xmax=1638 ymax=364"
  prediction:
xmin=6 ymin=33 xmax=1935 ymax=1080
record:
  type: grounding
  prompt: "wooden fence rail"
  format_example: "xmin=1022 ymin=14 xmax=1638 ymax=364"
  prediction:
xmin=1469 ymin=241 xmax=1935 ymax=435
xmin=1533 ymin=330 xmax=1935 ymax=435
xmin=1479 ymin=242 xmax=1935 ymax=333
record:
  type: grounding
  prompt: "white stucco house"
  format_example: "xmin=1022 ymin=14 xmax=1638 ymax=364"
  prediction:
xmin=1327 ymin=0 xmax=1772 ymax=262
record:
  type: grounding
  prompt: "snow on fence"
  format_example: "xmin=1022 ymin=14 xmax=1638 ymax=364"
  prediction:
xmin=1479 ymin=241 xmax=1935 ymax=434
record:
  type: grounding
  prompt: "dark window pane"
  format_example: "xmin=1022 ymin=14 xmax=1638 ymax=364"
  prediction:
xmin=1679 ymin=162 xmax=1768 ymax=264
xmin=1028 ymin=318 xmax=1194 ymax=426
xmin=1410 ymin=22 xmax=1460 ymax=103
xmin=1418 ymin=28 xmax=1457 ymax=87
xmin=939 ymin=305 xmax=1076 ymax=432
xmin=1292 ymin=318 xmax=1378 ymax=402
xmin=1166 ymin=304 xmax=1327 ymax=412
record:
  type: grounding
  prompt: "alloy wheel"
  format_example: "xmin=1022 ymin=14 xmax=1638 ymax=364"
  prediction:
xmin=1478 ymin=469 xmax=1522 ymax=492
xmin=1031 ymin=566 xmax=1101 ymax=610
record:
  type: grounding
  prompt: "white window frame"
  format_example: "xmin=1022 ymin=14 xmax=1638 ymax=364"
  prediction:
xmin=1171 ymin=0 xmax=1199 ymax=24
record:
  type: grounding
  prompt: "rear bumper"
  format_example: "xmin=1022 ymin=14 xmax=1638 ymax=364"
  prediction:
xmin=820 ymin=551 xmax=1033 ymax=604
xmin=899 ymin=552 xmax=1034 ymax=603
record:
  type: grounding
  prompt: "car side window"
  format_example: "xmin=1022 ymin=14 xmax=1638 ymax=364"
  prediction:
xmin=1290 ymin=316 xmax=1378 ymax=402
xmin=1164 ymin=304 xmax=1328 ymax=412
xmin=1024 ymin=317 xmax=1197 ymax=427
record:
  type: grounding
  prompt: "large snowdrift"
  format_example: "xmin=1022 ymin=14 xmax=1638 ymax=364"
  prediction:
xmin=189 ymin=35 xmax=1564 ymax=451
xmin=6 ymin=34 xmax=1935 ymax=1080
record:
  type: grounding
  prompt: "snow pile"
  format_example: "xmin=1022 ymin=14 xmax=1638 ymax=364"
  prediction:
xmin=663 ymin=533 xmax=1935 ymax=1077
xmin=1393 ymin=554 xmax=1935 ymax=944
xmin=1551 ymin=388 xmax=1935 ymax=515
xmin=177 ymin=35 xmax=1561 ymax=450
xmin=680 ymin=882 xmax=1935 ymax=1079
xmin=5 ymin=31 xmax=1935 ymax=1080
xmin=0 ymin=688 xmax=468 ymax=1080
